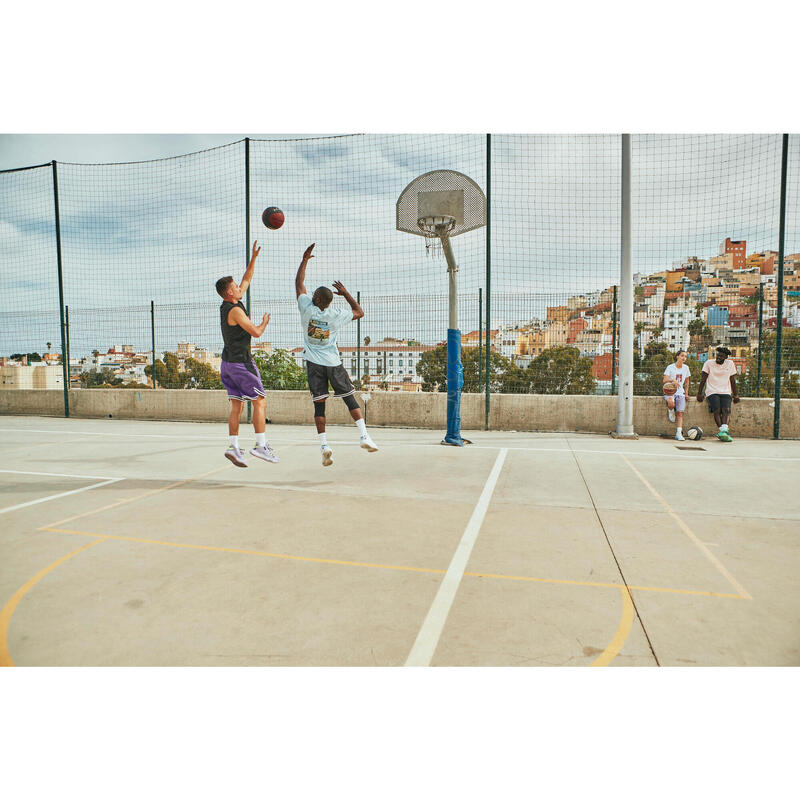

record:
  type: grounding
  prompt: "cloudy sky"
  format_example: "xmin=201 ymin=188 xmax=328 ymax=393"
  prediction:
xmin=1 ymin=133 xmax=797 ymax=357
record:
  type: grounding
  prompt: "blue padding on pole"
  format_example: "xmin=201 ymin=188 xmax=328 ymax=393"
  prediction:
xmin=445 ymin=328 xmax=464 ymax=446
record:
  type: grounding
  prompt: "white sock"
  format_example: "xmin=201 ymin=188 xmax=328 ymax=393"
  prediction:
xmin=229 ymin=435 xmax=239 ymax=449
xmin=677 ymin=427 xmax=682 ymax=434
xmin=318 ymin=432 xmax=328 ymax=448
xmin=720 ymin=424 xmax=728 ymax=432
xmin=355 ymin=418 xmax=367 ymax=436
xmin=255 ymin=432 xmax=266 ymax=447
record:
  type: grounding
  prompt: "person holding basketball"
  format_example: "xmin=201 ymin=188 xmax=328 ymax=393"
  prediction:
xmin=663 ymin=350 xmax=691 ymax=441
xmin=295 ymin=243 xmax=378 ymax=467
xmin=696 ymin=346 xmax=739 ymax=443
xmin=215 ymin=240 xmax=279 ymax=467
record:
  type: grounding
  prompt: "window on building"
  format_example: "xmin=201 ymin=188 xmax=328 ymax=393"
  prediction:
xmin=389 ymin=359 xmax=393 ymax=366
xmin=399 ymin=360 xmax=403 ymax=366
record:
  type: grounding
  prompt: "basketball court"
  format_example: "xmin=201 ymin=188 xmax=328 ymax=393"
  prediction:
xmin=2 ymin=415 xmax=798 ymax=667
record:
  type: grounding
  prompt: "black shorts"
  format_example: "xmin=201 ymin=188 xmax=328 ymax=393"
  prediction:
xmin=707 ymin=393 xmax=732 ymax=413
xmin=306 ymin=361 xmax=355 ymax=402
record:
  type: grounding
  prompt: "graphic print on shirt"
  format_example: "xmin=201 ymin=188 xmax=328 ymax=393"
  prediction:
xmin=307 ymin=319 xmax=332 ymax=341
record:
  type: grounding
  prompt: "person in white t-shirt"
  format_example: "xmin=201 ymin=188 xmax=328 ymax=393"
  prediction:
xmin=295 ymin=244 xmax=378 ymax=466
xmin=663 ymin=350 xmax=691 ymax=441
xmin=696 ymin=346 xmax=739 ymax=443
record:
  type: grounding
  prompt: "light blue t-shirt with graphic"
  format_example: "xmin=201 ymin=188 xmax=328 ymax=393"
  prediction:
xmin=297 ymin=293 xmax=352 ymax=367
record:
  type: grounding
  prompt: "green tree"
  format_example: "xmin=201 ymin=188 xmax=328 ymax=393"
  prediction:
xmin=80 ymin=368 xmax=123 ymax=388
xmin=184 ymin=357 xmax=223 ymax=389
xmin=254 ymin=349 xmax=308 ymax=390
xmin=416 ymin=344 xmax=519 ymax=392
xmin=145 ymin=352 xmax=185 ymax=389
xmin=519 ymin=346 xmax=596 ymax=395
xmin=738 ymin=330 xmax=800 ymax=398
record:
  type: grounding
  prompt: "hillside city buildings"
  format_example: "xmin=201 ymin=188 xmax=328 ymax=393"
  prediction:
xmin=3 ymin=239 xmax=799 ymax=394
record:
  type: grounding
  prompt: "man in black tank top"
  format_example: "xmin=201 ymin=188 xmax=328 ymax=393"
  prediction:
xmin=214 ymin=241 xmax=278 ymax=467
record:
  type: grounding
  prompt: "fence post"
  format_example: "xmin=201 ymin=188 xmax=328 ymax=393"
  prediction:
xmin=614 ymin=134 xmax=635 ymax=438
xmin=773 ymin=133 xmax=788 ymax=439
xmin=52 ymin=161 xmax=69 ymax=418
xmin=478 ymin=287 xmax=483 ymax=388
xmin=65 ymin=305 xmax=71 ymax=391
xmin=484 ymin=133 xmax=491 ymax=430
xmin=611 ymin=285 xmax=617 ymax=395
xmin=245 ymin=137 xmax=252 ymax=424
xmin=356 ymin=291 xmax=361 ymax=389
xmin=151 ymin=300 xmax=157 ymax=389
xmin=756 ymin=283 xmax=763 ymax=396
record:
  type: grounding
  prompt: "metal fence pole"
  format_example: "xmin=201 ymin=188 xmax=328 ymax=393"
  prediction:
xmin=773 ymin=133 xmax=788 ymax=439
xmin=356 ymin=291 xmax=361 ymax=389
xmin=615 ymin=135 xmax=635 ymax=437
xmin=478 ymin=287 xmax=483 ymax=388
xmin=151 ymin=300 xmax=157 ymax=389
xmin=756 ymin=283 xmax=763 ymax=396
xmin=52 ymin=161 xmax=69 ymax=418
xmin=611 ymin=285 xmax=617 ymax=395
xmin=484 ymin=133 xmax=491 ymax=430
xmin=245 ymin=137 xmax=252 ymax=424
xmin=65 ymin=304 xmax=71 ymax=391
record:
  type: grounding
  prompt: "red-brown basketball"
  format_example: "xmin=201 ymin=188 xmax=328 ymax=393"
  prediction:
xmin=262 ymin=207 xmax=285 ymax=230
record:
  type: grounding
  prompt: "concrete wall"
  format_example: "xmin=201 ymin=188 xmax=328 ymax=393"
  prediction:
xmin=1 ymin=388 xmax=798 ymax=439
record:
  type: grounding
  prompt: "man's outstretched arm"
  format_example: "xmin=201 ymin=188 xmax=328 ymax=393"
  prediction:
xmin=239 ymin=240 xmax=261 ymax=296
xmin=333 ymin=281 xmax=364 ymax=321
xmin=295 ymin=244 xmax=315 ymax=298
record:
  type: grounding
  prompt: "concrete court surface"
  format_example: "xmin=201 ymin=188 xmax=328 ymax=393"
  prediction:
xmin=0 ymin=414 xmax=798 ymax=667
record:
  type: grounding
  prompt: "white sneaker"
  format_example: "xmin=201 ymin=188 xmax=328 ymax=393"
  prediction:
xmin=321 ymin=446 xmax=333 ymax=467
xmin=360 ymin=434 xmax=378 ymax=452
xmin=250 ymin=444 xmax=280 ymax=463
xmin=224 ymin=446 xmax=248 ymax=468
xmin=675 ymin=432 xmax=685 ymax=441
xmin=668 ymin=408 xmax=676 ymax=423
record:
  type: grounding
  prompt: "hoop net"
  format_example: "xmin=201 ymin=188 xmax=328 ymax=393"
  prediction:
xmin=418 ymin=215 xmax=456 ymax=258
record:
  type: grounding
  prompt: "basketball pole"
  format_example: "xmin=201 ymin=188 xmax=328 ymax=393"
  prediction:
xmin=441 ymin=232 xmax=464 ymax=446
xmin=614 ymin=134 xmax=636 ymax=438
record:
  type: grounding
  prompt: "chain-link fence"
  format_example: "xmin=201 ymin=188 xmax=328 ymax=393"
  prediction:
xmin=1 ymin=135 xmax=798 ymax=434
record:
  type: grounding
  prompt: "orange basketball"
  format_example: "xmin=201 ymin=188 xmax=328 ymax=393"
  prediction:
xmin=663 ymin=380 xmax=678 ymax=396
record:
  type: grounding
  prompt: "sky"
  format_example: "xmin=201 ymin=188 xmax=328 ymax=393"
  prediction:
xmin=1 ymin=133 xmax=798 ymax=358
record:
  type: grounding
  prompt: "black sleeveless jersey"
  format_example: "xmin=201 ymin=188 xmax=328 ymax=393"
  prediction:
xmin=220 ymin=300 xmax=252 ymax=363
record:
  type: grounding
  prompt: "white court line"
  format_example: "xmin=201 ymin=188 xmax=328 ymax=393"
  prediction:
xmin=405 ymin=448 xmax=508 ymax=667
xmin=0 ymin=468 xmax=117 ymax=480
xmin=2 ymin=427 xmax=799 ymax=462
xmin=0 ymin=478 xmax=123 ymax=516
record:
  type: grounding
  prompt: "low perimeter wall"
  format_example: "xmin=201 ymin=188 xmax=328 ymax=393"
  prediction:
xmin=0 ymin=389 xmax=797 ymax=439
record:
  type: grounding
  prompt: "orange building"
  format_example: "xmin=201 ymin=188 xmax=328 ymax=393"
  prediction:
xmin=721 ymin=238 xmax=747 ymax=270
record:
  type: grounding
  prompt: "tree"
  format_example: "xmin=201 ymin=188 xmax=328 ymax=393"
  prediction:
xmin=738 ymin=330 xmax=800 ymax=398
xmin=520 ymin=346 xmax=596 ymax=395
xmin=416 ymin=344 xmax=518 ymax=392
xmin=183 ymin=358 xmax=223 ymax=389
xmin=10 ymin=352 xmax=42 ymax=362
xmin=145 ymin=352 xmax=185 ymax=388
xmin=46 ymin=342 xmax=52 ymax=353
xmin=254 ymin=349 xmax=308 ymax=390
xmin=80 ymin=368 xmax=123 ymax=388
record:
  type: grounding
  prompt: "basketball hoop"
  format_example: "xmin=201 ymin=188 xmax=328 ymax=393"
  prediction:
xmin=418 ymin=215 xmax=456 ymax=259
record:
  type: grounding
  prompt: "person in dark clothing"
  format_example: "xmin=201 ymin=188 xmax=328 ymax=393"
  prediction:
xmin=215 ymin=240 xmax=278 ymax=467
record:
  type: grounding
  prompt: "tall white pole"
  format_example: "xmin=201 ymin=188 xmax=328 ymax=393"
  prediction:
xmin=616 ymin=134 xmax=636 ymax=437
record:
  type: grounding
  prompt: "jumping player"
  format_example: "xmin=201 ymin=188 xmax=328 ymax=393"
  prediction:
xmin=215 ymin=240 xmax=279 ymax=467
xmin=696 ymin=346 xmax=740 ymax=442
xmin=295 ymin=243 xmax=378 ymax=466
xmin=663 ymin=349 xmax=691 ymax=441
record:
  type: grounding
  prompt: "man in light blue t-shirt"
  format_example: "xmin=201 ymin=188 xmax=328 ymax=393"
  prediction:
xmin=295 ymin=243 xmax=378 ymax=466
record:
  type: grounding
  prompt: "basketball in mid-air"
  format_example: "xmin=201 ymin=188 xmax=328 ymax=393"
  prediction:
xmin=662 ymin=380 xmax=678 ymax=396
xmin=262 ymin=206 xmax=285 ymax=230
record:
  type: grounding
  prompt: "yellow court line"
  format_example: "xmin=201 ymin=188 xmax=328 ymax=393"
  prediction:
xmin=620 ymin=455 xmax=752 ymax=600
xmin=40 ymin=526 xmax=744 ymax=599
xmin=38 ymin=465 xmax=233 ymax=531
xmin=591 ymin=587 xmax=636 ymax=667
xmin=0 ymin=538 xmax=107 ymax=667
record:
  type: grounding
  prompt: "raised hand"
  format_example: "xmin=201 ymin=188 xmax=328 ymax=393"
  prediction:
xmin=262 ymin=313 xmax=271 ymax=327
xmin=252 ymin=240 xmax=261 ymax=260
xmin=332 ymin=280 xmax=348 ymax=296
xmin=302 ymin=243 xmax=315 ymax=261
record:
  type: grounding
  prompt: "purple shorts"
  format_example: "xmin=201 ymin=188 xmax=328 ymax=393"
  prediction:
xmin=664 ymin=393 xmax=686 ymax=412
xmin=220 ymin=360 xmax=265 ymax=401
